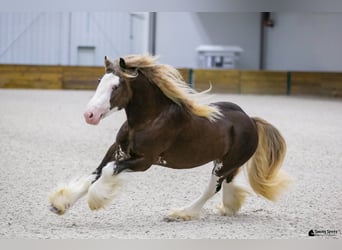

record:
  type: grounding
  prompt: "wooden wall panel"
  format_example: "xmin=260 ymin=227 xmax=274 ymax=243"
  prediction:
xmin=240 ymin=71 xmax=287 ymax=95
xmin=177 ymin=68 xmax=191 ymax=85
xmin=193 ymin=69 xmax=240 ymax=93
xmin=62 ymin=66 xmax=104 ymax=90
xmin=0 ymin=65 xmax=62 ymax=89
xmin=0 ymin=64 xmax=341 ymax=98
xmin=291 ymin=72 xmax=342 ymax=97
xmin=291 ymin=72 xmax=321 ymax=96
xmin=320 ymin=73 xmax=342 ymax=97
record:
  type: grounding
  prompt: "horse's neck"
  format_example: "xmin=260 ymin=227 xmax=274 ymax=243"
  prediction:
xmin=125 ymin=83 xmax=172 ymax=127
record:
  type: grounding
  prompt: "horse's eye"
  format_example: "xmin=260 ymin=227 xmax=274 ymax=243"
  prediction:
xmin=112 ymin=85 xmax=119 ymax=91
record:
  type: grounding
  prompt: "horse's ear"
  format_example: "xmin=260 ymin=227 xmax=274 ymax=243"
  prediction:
xmin=104 ymin=56 xmax=114 ymax=73
xmin=119 ymin=57 xmax=127 ymax=69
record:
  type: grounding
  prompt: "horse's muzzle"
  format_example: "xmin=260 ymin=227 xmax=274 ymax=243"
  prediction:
xmin=84 ymin=111 xmax=103 ymax=125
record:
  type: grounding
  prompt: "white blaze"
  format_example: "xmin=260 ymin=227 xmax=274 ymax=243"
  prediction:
xmin=84 ymin=73 xmax=120 ymax=125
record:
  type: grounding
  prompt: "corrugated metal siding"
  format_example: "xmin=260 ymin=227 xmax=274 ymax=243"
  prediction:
xmin=0 ymin=13 xmax=69 ymax=65
xmin=69 ymin=12 xmax=131 ymax=65
xmin=0 ymin=12 xmax=148 ymax=66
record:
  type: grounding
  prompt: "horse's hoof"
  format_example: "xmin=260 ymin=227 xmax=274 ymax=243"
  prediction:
xmin=164 ymin=209 xmax=199 ymax=222
xmin=49 ymin=205 xmax=65 ymax=215
xmin=163 ymin=216 xmax=185 ymax=223
xmin=215 ymin=204 xmax=236 ymax=216
xmin=163 ymin=214 xmax=194 ymax=222
xmin=88 ymin=198 xmax=106 ymax=211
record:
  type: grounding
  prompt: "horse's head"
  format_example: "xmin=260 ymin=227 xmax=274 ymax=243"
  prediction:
xmin=84 ymin=56 xmax=132 ymax=125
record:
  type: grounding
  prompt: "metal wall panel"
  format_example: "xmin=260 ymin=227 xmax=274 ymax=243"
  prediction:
xmin=0 ymin=12 xmax=69 ymax=65
xmin=0 ymin=12 xmax=149 ymax=66
xmin=69 ymin=12 xmax=131 ymax=65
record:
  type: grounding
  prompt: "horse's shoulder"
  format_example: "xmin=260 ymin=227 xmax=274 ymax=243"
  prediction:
xmin=116 ymin=121 xmax=129 ymax=141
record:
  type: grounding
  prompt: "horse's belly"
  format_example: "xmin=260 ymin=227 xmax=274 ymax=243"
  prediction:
xmin=158 ymin=133 xmax=229 ymax=169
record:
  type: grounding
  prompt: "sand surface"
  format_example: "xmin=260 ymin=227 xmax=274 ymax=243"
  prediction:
xmin=0 ymin=89 xmax=341 ymax=239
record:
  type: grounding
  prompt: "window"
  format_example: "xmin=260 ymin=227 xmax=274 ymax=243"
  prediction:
xmin=77 ymin=46 xmax=95 ymax=66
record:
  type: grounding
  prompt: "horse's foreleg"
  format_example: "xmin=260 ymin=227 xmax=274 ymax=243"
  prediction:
xmin=87 ymin=162 xmax=123 ymax=210
xmin=49 ymin=174 xmax=97 ymax=215
xmin=87 ymin=156 xmax=152 ymax=211
xmin=92 ymin=142 xmax=124 ymax=179
xmin=48 ymin=142 xmax=123 ymax=215
xmin=91 ymin=121 xmax=130 ymax=178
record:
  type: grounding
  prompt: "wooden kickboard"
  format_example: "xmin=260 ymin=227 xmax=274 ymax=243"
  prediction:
xmin=1 ymin=64 xmax=341 ymax=97
xmin=291 ymin=72 xmax=342 ymax=97
xmin=0 ymin=65 xmax=62 ymax=89
xmin=193 ymin=69 xmax=240 ymax=93
xmin=240 ymin=71 xmax=287 ymax=95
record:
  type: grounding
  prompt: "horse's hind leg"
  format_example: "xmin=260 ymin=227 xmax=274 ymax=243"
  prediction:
xmin=165 ymin=161 xmax=224 ymax=222
xmin=215 ymin=168 xmax=250 ymax=216
xmin=213 ymin=130 xmax=256 ymax=216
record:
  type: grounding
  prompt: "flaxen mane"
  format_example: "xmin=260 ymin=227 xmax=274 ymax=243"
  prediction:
xmin=113 ymin=54 xmax=222 ymax=122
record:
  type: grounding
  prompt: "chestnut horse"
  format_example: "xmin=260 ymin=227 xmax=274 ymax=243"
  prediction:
xmin=49 ymin=55 xmax=290 ymax=221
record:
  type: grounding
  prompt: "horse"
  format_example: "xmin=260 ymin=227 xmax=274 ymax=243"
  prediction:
xmin=49 ymin=54 xmax=291 ymax=221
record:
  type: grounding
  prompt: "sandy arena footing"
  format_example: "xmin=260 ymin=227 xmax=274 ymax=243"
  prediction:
xmin=0 ymin=89 xmax=341 ymax=239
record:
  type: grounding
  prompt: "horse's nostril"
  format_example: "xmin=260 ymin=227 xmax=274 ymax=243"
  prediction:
xmin=89 ymin=112 xmax=94 ymax=118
